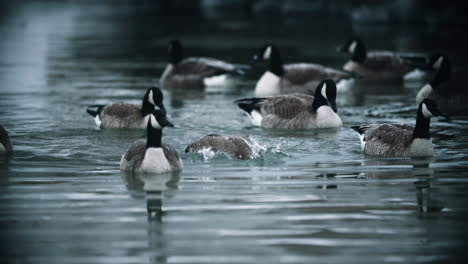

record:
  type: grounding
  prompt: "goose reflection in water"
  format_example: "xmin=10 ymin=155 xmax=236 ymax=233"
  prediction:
xmin=121 ymin=171 xmax=181 ymax=221
xmin=121 ymin=171 xmax=180 ymax=264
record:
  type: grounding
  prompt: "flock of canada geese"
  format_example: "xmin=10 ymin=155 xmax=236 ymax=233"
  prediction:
xmin=1 ymin=37 xmax=465 ymax=174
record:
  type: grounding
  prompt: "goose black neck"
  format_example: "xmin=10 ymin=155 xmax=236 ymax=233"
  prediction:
xmin=269 ymin=48 xmax=284 ymax=76
xmin=141 ymin=95 xmax=154 ymax=116
xmin=147 ymin=126 xmax=162 ymax=148
xmin=412 ymin=106 xmax=431 ymax=140
xmin=351 ymin=43 xmax=367 ymax=63
xmin=170 ymin=41 xmax=183 ymax=64
xmin=312 ymin=95 xmax=328 ymax=112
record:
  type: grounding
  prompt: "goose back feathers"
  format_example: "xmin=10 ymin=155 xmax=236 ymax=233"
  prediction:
xmin=236 ymin=80 xmax=342 ymax=129
xmin=339 ymin=37 xmax=429 ymax=81
xmin=185 ymin=134 xmax=253 ymax=160
xmin=253 ymin=44 xmax=359 ymax=96
xmin=86 ymin=87 xmax=165 ymax=129
xmin=160 ymin=40 xmax=249 ymax=89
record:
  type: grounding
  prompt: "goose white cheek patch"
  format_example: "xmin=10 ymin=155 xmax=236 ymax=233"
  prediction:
xmin=148 ymin=90 xmax=155 ymax=105
xmin=263 ymin=46 xmax=272 ymax=60
xmin=321 ymin=83 xmax=328 ymax=100
xmin=422 ymin=103 xmax=433 ymax=118
xmin=433 ymin=57 xmax=443 ymax=70
xmin=348 ymin=41 xmax=357 ymax=53
xmin=150 ymin=115 xmax=162 ymax=129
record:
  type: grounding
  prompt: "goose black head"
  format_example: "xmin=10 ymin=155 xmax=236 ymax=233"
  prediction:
xmin=142 ymin=86 xmax=166 ymax=115
xmin=313 ymin=79 xmax=338 ymax=113
xmin=427 ymin=53 xmax=450 ymax=71
xmin=149 ymin=109 xmax=174 ymax=130
xmin=168 ymin=40 xmax=183 ymax=64
xmin=420 ymin=98 xmax=441 ymax=118
xmin=146 ymin=109 xmax=173 ymax=149
xmin=337 ymin=37 xmax=366 ymax=63
xmin=252 ymin=44 xmax=284 ymax=76
xmin=426 ymin=53 xmax=451 ymax=85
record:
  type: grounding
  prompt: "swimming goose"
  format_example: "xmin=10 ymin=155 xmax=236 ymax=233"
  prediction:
xmin=351 ymin=99 xmax=441 ymax=157
xmin=160 ymin=39 xmax=249 ymax=89
xmin=86 ymin=87 xmax=166 ymax=129
xmin=235 ymin=79 xmax=342 ymax=129
xmin=416 ymin=54 xmax=468 ymax=115
xmin=252 ymin=44 xmax=359 ymax=96
xmin=185 ymin=134 xmax=253 ymax=160
xmin=0 ymin=125 xmax=12 ymax=155
xmin=338 ymin=37 xmax=428 ymax=82
xmin=120 ymin=109 xmax=183 ymax=174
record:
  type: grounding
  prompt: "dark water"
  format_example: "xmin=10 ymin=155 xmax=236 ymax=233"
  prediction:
xmin=1 ymin=1 xmax=468 ymax=263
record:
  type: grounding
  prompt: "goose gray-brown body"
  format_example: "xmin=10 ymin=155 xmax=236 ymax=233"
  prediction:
xmin=86 ymin=87 xmax=165 ymax=129
xmin=236 ymin=80 xmax=342 ymax=129
xmin=352 ymin=99 xmax=441 ymax=157
xmin=415 ymin=54 xmax=468 ymax=115
xmin=185 ymin=134 xmax=253 ymax=160
xmin=160 ymin=40 xmax=248 ymax=89
xmin=0 ymin=125 xmax=12 ymax=155
xmin=253 ymin=44 xmax=359 ymax=96
xmin=120 ymin=110 xmax=182 ymax=174
xmin=339 ymin=37 xmax=428 ymax=82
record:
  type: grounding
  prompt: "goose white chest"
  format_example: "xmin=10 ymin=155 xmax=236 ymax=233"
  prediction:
xmin=315 ymin=106 xmax=342 ymax=128
xmin=409 ymin=138 xmax=435 ymax=157
xmin=140 ymin=148 xmax=171 ymax=173
xmin=255 ymin=71 xmax=281 ymax=96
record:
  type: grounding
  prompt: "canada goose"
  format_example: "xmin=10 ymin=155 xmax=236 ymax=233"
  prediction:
xmin=120 ymin=109 xmax=183 ymax=174
xmin=252 ymin=44 xmax=359 ymax=96
xmin=235 ymin=79 xmax=342 ymax=129
xmin=416 ymin=54 xmax=468 ymax=115
xmin=338 ymin=37 xmax=429 ymax=82
xmin=0 ymin=125 xmax=12 ymax=155
xmin=160 ymin=40 xmax=249 ymax=89
xmin=86 ymin=87 xmax=166 ymax=129
xmin=351 ymin=99 xmax=441 ymax=157
xmin=185 ymin=134 xmax=253 ymax=160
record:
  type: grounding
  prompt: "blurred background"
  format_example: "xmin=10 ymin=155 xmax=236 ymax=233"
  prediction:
xmin=1 ymin=1 xmax=468 ymax=264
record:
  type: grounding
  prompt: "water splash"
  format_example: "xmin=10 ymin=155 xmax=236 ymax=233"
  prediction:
xmin=245 ymin=136 xmax=267 ymax=159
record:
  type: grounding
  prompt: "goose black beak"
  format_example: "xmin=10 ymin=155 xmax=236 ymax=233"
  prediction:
xmin=336 ymin=45 xmax=346 ymax=53
xmin=161 ymin=116 xmax=174 ymax=128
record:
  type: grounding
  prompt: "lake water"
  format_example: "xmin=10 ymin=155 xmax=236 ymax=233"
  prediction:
xmin=1 ymin=1 xmax=468 ymax=263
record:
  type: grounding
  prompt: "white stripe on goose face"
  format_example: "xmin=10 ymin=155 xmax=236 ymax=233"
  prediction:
xmin=348 ymin=41 xmax=357 ymax=53
xmin=0 ymin=143 xmax=6 ymax=153
xmin=321 ymin=83 xmax=328 ymax=100
xmin=150 ymin=114 xmax=162 ymax=129
xmin=433 ymin=56 xmax=443 ymax=70
xmin=422 ymin=103 xmax=433 ymax=118
xmin=263 ymin=46 xmax=272 ymax=60
xmin=148 ymin=89 xmax=155 ymax=105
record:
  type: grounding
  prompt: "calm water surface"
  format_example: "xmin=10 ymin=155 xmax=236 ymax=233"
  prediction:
xmin=1 ymin=2 xmax=468 ymax=263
